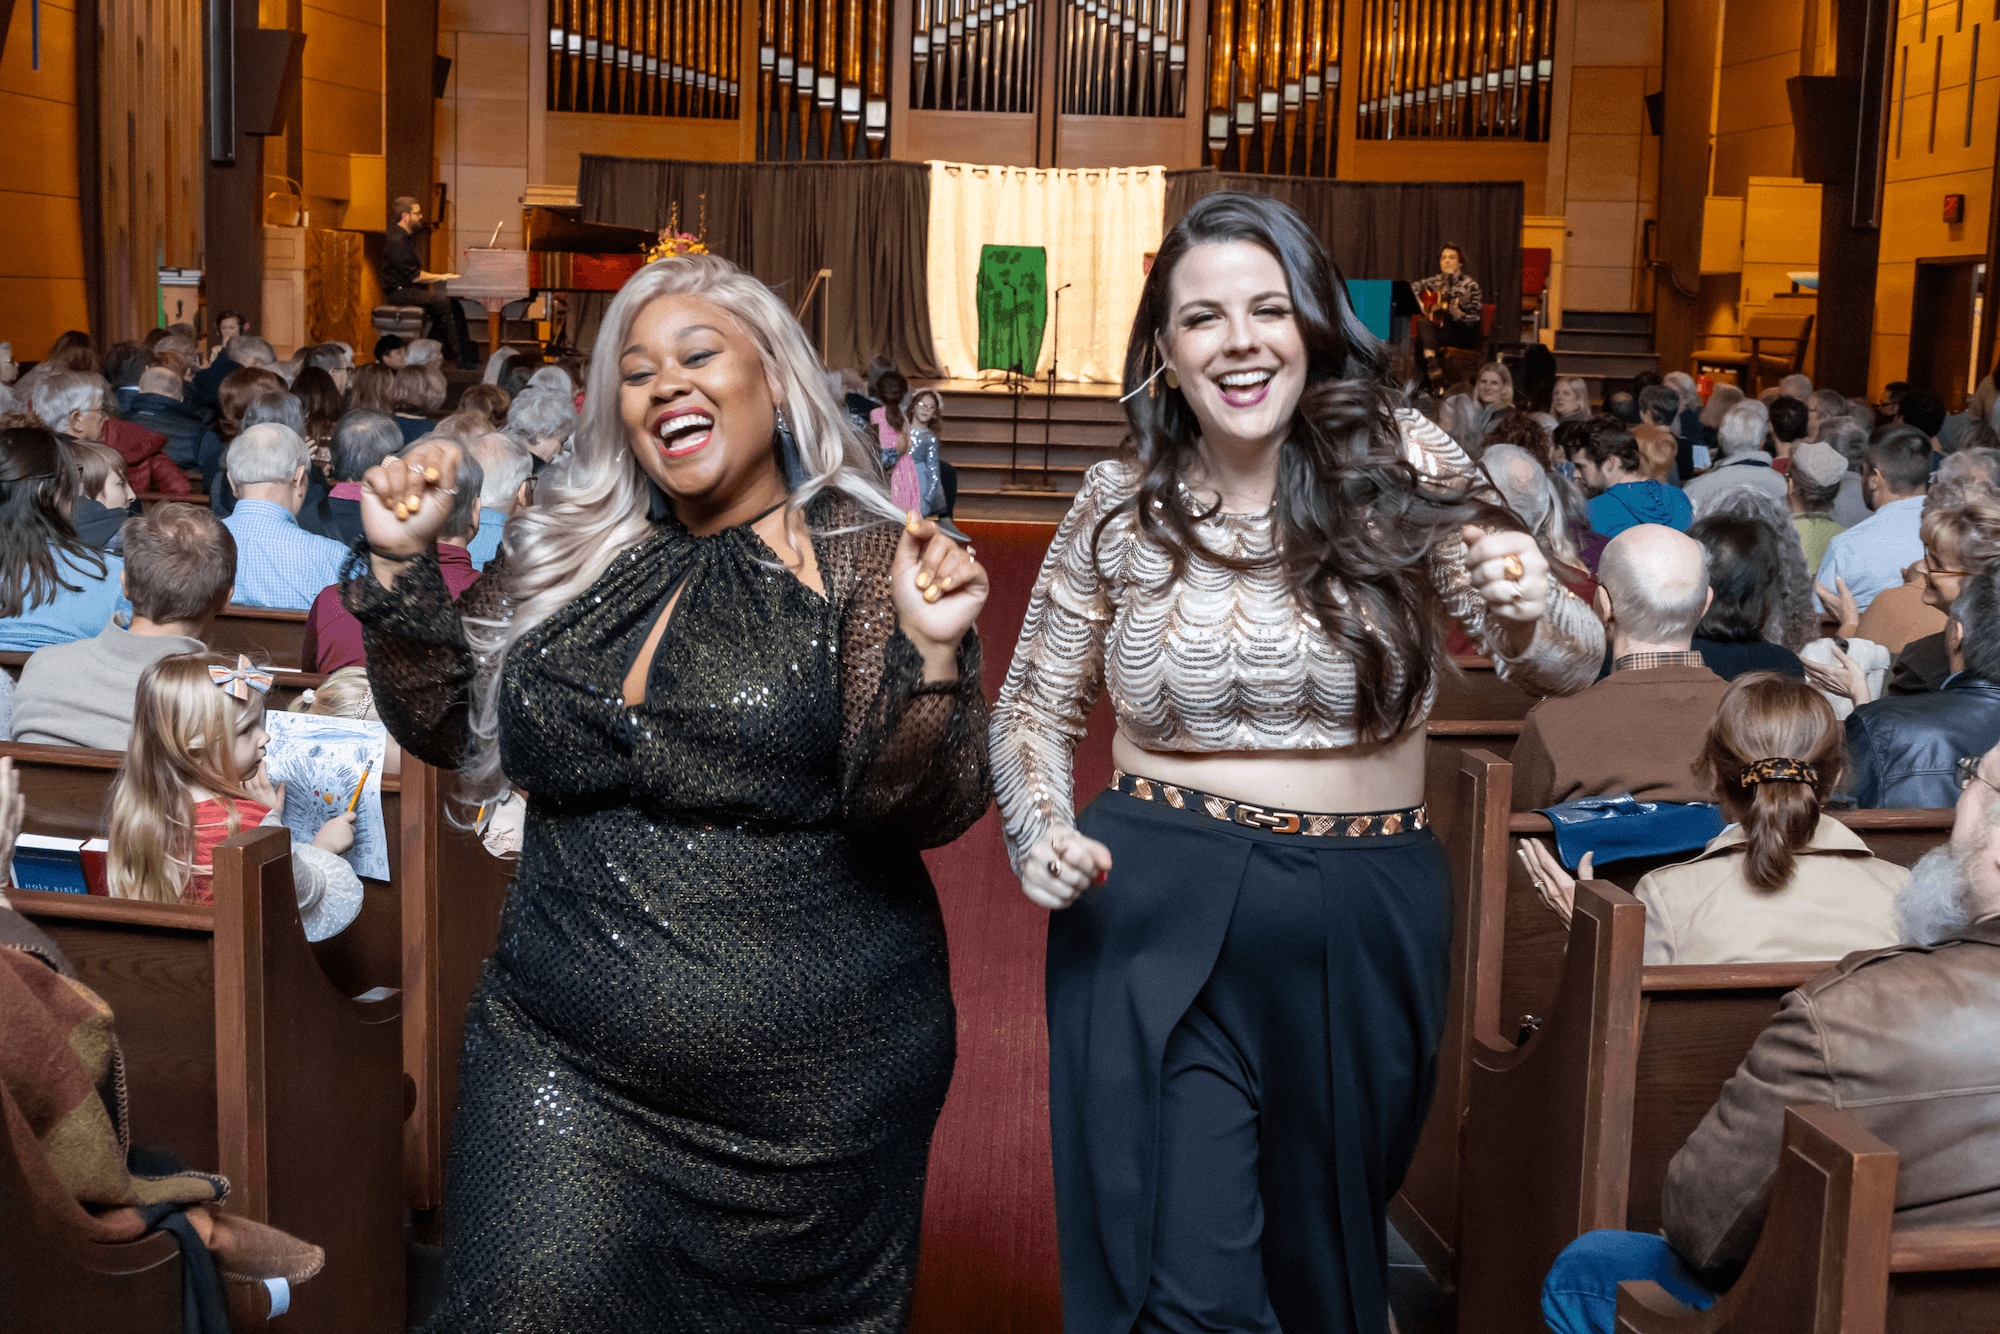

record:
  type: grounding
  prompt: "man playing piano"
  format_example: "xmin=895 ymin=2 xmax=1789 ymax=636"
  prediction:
xmin=382 ymin=197 xmax=477 ymax=370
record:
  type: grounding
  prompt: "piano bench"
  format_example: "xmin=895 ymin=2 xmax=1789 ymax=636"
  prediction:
xmin=371 ymin=305 xmax=428 ymax=339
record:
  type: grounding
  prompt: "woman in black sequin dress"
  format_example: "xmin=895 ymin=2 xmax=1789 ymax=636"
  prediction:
xmin=342 ymin=255 xmax=991 ymax=1330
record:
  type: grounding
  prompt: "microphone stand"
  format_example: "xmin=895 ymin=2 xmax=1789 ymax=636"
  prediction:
xmin=1044 ymin=283 xmax=1071 ymax=490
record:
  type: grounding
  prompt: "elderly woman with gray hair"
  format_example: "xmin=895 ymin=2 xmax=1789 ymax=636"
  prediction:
xmin=1685 ymin=397 xmax=1786 ymax=512
xmin=504 ymin=384 xmax=576 ymax=467
xmin=1452 ymin=442 xmax=1600 ymax=658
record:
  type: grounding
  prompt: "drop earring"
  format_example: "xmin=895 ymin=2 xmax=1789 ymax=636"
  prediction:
xmin=772 ymin=405 xmax=808 ymax=488
xmin=1164 ymin=368 xmax=1180 ymax=390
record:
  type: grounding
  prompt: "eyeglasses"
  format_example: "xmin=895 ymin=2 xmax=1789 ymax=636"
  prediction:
xmin=1955 ymin=753 xmax=2000 ymax=795
xmin=1925 ymin=556 xmax=1977 ymax=579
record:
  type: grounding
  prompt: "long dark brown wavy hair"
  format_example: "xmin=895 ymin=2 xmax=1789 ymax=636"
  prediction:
xmin=0 ymin=425 xmax=105 ymax=618
xmin=1102 ymin=191 xmax=1515 ymax=742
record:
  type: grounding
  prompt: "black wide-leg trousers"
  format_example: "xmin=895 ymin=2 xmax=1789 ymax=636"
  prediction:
xmin=1048 ymin=788 xmax=1453 ymax=1334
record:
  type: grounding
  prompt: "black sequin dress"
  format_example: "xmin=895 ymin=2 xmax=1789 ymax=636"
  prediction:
xmin=345 ymin=493 xmax=991 ymax=1331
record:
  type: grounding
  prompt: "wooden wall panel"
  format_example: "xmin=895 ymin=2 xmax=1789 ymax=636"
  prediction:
xmin=0 ymin=0 xmax=89 ymax=353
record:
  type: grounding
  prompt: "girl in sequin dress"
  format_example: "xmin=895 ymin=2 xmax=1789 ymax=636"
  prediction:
xmin=991 ymin=193 xmax=1604 ymax=1334
xmin=344 ymin=255 xmax=991 ymax=1331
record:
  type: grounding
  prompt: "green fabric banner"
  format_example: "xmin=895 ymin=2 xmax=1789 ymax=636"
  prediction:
xmin=975 ymin=244 xmax=1048 ymax=375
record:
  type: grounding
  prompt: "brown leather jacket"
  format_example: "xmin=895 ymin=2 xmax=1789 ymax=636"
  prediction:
xmin=1663 ymin=915 xmax=2000 ymax=1273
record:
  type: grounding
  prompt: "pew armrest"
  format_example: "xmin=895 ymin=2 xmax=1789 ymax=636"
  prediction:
xmin=1888 ymin=1227 xmax=2000 ymax=1273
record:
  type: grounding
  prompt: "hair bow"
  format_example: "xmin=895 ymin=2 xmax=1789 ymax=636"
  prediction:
xmin=209 ymin=655 xmax=274 ymax=703
xmin=1743 ymin=757 xmax=1817 ymax=787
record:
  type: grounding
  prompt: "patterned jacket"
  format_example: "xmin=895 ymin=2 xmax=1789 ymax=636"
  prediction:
xmin=1413 ymin=269 xmax=1484 ymax=329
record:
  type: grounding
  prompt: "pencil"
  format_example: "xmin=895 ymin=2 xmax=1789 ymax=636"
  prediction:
xmin=346 ymin=765 xmax=371 ymax=813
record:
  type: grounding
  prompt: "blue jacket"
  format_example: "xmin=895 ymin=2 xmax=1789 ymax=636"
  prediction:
xmin=1588 ymin=480 xmax=1693 ymax=538
xmin=0 ymin=547 xmax=130 ymax=651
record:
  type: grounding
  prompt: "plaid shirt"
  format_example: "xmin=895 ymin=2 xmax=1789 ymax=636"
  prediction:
xmin=221 ymin=498 xmax=350 ymax=610
xmin=1412 ymin=269 xmax=1485 ymax=328
xmin=1612 ymin=649 xmax=1708 ymax=673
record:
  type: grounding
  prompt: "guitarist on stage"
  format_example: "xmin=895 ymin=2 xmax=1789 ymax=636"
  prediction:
xmin=1411 ymin=242 xmax=1484 ymax=390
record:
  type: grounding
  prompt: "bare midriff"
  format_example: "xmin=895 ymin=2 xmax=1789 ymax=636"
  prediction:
xmin=1111 ymin=725 xmax=1427 ymax=815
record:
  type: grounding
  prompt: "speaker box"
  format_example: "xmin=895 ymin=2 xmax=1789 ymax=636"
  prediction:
xmin=238 ymin=28 xmax=307 ymax=137
xmin=434 ymin=55 xmax=453 ymax=99
xmin=1787 ymin=74 xmax=1860 ymax=184
xmin=1643 ymin=91 xmax=1664 ymax=137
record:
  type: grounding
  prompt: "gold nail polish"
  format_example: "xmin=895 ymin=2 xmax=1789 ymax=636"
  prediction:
xmin=915 ymin=571 xmax=930 ymax=589
xmin=924 ymin=586 xmax=939 ymax=602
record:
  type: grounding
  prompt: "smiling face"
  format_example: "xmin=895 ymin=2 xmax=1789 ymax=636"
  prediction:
xmin=1158 ymin=240 xmax=1308 ymax=464
xmin=1922 ymin=539 xmax=1971 ymax=612
xmin=1476 ymin=367 xmax=1507 ymax=407
xmin=617 ymin=292 xmax=785 ymax=524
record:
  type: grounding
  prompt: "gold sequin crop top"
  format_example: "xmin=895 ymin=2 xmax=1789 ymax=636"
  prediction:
xmin=989 ymin=410 xmax=1606 ymax=870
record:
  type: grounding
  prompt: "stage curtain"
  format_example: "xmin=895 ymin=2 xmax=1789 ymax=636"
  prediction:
xmin=926 ymin=162 xmax=1166 ymax=384
xmin=1163 ymin=174 xmax=1525 ymax=352
xmin=576 ymin=156 xmax=941 ymax=377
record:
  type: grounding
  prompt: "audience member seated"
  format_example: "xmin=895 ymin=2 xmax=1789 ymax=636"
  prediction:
xmin=1775 ymin=371 xmax=1812 ymax=400
xmin=0 ymin=425 xmax=128 ymax=650
xmin=372 ymin=335 xmax=408 ymax=369
xmin=1819 ymin=417 xmax=1873 ymax=527
xmin=463 ymin=429 xmax=534 ymax=570
xmin=348 ymin=361 xmax=398 ymax=417
xmin=298 ymin=342 xmax=351 ymax=395
xmin=1695 ymin=382 xmax=1744 ymax=464
xmin=1512 ymin=525 xmax=1729 ymax=809
xmin=1685 ymin=515 xmax=1807 ymax=679
xmin=1897 ymin=384 xmax=1948 ymax=446
xmin=189 ymin=333 xmax=274 ymax=416
xmin=402 ymin=337 xmax=444 ymax=367
xmin=302 ymin=443 xmax=482 ymax=673
xmin=125 ymin=364 xmax=207 ymax=474
xmin=1881 ymin=496 xmax=2000 ymax=696
xmin=199 ymin=365 xmax=284 ymax=501
xmin=104 ymin=341 xmax=147 ymax=413
xmin=106 ymin=652 xmax=361 ymax=930
xmin=391 ymin=364 xmax=447 ymax=445
xmin=1633 ymin=384 xmax=1682 ymax=485
xmin=219 ymin=424 xmax=349 ymax=610
xmin=1474 ymin=361 xmax=1513 ymax=410
xmin=1602 ymin=390 xmax=1641 ymax=427
xmin=456 ymin=382 xmax=511 ymax=431
xmin=1539 ymin=735 xmax=2000 ymax=1334
xmin=528 ymin=364 xmax=576 ymax=401
xmin=323 ymin=410 xmax=403 ymax=545
xmin=28 ymin=368 xmax=115 ymax=451
xmin=10 ymin=504 xmax=235 ymax=749
xmin=1482 ymin=407 xmax=1559 ymax=470
xmin=1785 ymin=439 xmax=1848 ymax=576
xmin=506 ymin=385 xmax=577 ymax=468
xmin=1686 ymin=399 xmax=1787 ymax=512
xmin=1816 ymin=424 xmax=1932 ymax=613
xmin=1522 ymin=671 xmax=1904 ymax=966
xmin=290 ymin=366 xmax=343 ymax=473
xmin=1765 ymin=394 xmax=1808 ymax=468
xmin=1804 ymin=387 xmax=1848 ymax=441
xmin=1846 ymin=568 xmax=2000 ymax=807
xmin=1552 ymin=376 xmax=1590 ymax=422
xmin=1569 ymin=416 xmax=1692 ymax=538
xmin=64 ymin=439 xmax=137 ymax=550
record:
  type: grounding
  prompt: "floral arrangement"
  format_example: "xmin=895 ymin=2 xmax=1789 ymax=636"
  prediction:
xmin=646 ymin=197 xmax=709 ymax=263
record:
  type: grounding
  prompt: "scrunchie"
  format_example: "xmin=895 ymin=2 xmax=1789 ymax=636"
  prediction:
xmin=1743 ymin=757 xmax=1817 ymax=786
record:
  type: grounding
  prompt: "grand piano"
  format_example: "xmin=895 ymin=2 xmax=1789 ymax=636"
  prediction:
xmin=452 ymin=208 xmax=658 ymax=354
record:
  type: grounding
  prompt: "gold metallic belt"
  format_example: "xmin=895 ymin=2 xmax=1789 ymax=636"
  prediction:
xmin=1109 ymin=769 xmax=1428 ymax=837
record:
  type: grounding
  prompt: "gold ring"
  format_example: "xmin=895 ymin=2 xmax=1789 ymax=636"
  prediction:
xmin=1502 ymin=553 xmax=1526 ymax=582
xmin=1046 ymin=859 xmax=1062 ymax=878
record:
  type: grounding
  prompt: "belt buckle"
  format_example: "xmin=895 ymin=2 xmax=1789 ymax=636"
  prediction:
xmin=1232 ymin=802 xmax=1302 ymax=835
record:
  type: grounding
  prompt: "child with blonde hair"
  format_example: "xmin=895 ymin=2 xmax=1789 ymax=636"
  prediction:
xmin=107 ymin=652 xmax=363 ymax=939
xmin=288 ymin=665 xmax=402 ymax=774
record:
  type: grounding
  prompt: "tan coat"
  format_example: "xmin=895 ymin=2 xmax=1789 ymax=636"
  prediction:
xmin=1633 ymin=815 xmax=1907 ymax=965
xmin=1664 ymin=916 xmax=2000 ymax=1273
xmin=1855 ymin=565 xmax=1946 ymax=655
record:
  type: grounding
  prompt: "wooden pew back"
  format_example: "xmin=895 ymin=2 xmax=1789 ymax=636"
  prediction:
xmin=1434 ymin=655 xmax=1538 ymax=722
xmin=1616 ymin=1106 xmax=2000 ymax=1334
xmin=12 ymin=826 xmax=404 ymax=1334
xmin=207 ymin=606 xmax=309 ymax=671
xmin=0 ymin=651 xmax=326 ymax=714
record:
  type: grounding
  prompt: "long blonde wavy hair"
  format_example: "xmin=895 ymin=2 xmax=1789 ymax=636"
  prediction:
xmin=108 ymin=652 xmax=264 ymax=903
xmin=459 ymin=253 xmax=901 ymax=810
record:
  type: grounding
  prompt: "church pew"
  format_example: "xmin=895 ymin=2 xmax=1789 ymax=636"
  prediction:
xmin=1434 ymin=655 xmax=1539 ymax=721
xmin=207 ymin=606 xmax=310 ymax=670
xmin=1615 ymin=1106 xmax=2000 ymax=1334
xmin=0 ymin=739 xmax=515 ymax=1210
xmin=136 ymin=490 xmax=210 ymax=511
xmin=0 ymin=651 xmax=326 ymax=713
xmin=11 ymin=826 xmax=404 ymax=1334
xmin=1454 ymin=803 xmax=1955 ymax=1334
xmin=1423 ymin=718 xmax=1522 ymax=844
xmin=1390 ymin=746 xmax=1514 ymax=1281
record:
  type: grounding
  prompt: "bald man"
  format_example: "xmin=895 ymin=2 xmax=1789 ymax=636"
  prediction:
xmin=1511 ymin=525 xmax=1730 ymax=810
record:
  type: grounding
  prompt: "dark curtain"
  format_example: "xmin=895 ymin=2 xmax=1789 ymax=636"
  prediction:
xmin=1163 ymin=173 xmax=1524 ymax=352
xmin=576 ymin=156 xmax=941 ymax=377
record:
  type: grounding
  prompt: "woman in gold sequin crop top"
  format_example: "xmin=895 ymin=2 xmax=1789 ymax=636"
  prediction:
xmin=991 ymin=193 xmax=1605 ymax=1334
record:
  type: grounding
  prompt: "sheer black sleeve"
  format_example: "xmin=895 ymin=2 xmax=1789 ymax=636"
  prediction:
xmin=824 ymin=508 xmax=992 ymax=848
xmin=340 ymin=547 xmax=508 ymax=772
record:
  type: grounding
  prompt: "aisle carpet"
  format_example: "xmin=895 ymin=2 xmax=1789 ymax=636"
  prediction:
xmin=909 ymin=519 xmax=1114 ymax=1334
